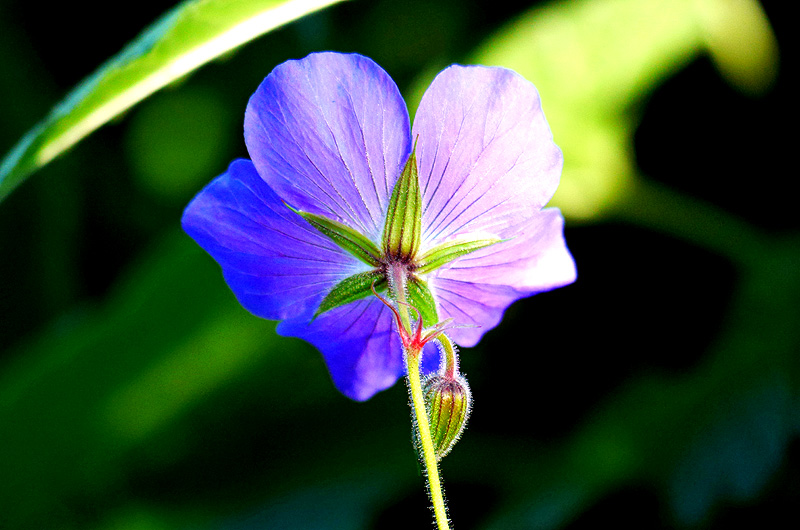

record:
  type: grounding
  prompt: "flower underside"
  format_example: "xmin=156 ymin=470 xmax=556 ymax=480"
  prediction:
xmin=293 ymin=148 xmax=502 ymax=324
xmin=182 ymin=52 xmax=578 ymax=401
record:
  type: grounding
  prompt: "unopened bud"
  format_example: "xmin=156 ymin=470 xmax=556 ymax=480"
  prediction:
xmin=423 ymin=373 xmax=472 ymax=460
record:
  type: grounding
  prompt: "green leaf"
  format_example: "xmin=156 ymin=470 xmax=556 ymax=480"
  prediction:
xmin=290 ymin=207 xmax=382 ymax=267
xmin=0 ymin=0 xmax=345 ymax=203
xmin=382 ymin=149 xmax=422 ymax=261
xmin=315 ymin=270 xmax=386 ymax=318
xmin=416 ymin=237 xmax=501 ymax=274
xmin=407 ymin=275 xmax=438 ymax=326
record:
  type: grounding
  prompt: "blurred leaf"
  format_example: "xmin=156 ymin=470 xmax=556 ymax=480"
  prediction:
xmin=125 ymin=87 xmax=235 ymax=201
xmin=464 ymin=0 xmax=778 ymax=220
xmin=668 ymin=379 xmax=792 ymax=525
xmin=217 ymin=476 xmax=397 ymax=530
xmin=0 ymin=231 xmax=308 ymax=529
xmin=0 ymin=0 xmax=345 ymax=203
xmin=697 ymin=0 xmax=779 ymax=95
xmin=471 ymin=187 xmax=800 ymax=529
xmin=0 ymin=228 xmax=430 ymax=530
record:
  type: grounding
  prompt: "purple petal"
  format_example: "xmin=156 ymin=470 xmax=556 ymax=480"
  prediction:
xmin=278 ymin=297 xmax=441 ymax=401
xmin=412 ymin=64 xmax=563 ymax=243
xmin=182 ymin=159 xmax=367 ymax=321
xmin=427 ymin=208 xmax=576 ymax=347
xmin=245 ymin=52 xmax=411 ymax=242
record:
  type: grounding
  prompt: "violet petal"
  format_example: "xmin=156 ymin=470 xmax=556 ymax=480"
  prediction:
xmin=412 ymin=64 xmax=563 ymax=244
xmin=245 ymin=52 xmax=411 ymax=242
xmin=278 ymin=297 xmax=441 ymax=401
xmin=182 ymin=159 xmax=367 ymax=321
xmin=427 ymin=208 xmax=576 ymax=347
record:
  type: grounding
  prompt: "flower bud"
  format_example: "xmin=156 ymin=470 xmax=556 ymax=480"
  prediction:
xmin=423 ymin=373 xmax=472 ymax=460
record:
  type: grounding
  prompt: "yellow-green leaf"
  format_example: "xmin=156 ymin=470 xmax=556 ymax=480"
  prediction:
xmin=0 ymin=0 xmax=345 ymax=203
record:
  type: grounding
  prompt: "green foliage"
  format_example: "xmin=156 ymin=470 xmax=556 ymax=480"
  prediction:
xmin=0 ymin=0 xmax=345 ymax=202
xmin=466 ymin=0 xmax=777 ymax=220
xmin=125 ymin=87 xmax=236 ymax=201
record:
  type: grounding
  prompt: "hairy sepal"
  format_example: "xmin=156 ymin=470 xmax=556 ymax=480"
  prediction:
xmin=406 ymin=275 xmax=438 ymax=327
xmin=290 ymin=206 xmax=382 ymax=267
xmin=382 ymin=150 xmax=422 ymax=261
xmin=416 ymin=237 xmax=502 ymax=274
xmin=315 ymin=270 xmax=386 ymax=317
xmin=423 ymin=373 xmax=472 ymax=460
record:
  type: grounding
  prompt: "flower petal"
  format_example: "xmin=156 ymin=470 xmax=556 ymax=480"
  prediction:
xmin=245 ymin=52 xmax=411 ymax=242
xmin=413 ymin=64 xmax=563 ymax=244
xmin=181 ymin=159 xmax=367 ymax=321
xmin=278 ymin=297 xmax=441 ymax=401
xmin=427 ymin=208 xmax=576 ymax=347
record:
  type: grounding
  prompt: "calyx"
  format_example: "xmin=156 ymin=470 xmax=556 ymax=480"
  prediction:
xmin=291 ymin=149 xmax=501 ymax=319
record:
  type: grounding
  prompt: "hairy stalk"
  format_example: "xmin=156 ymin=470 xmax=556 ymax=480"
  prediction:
xmin=438 ymin=334 xmax=458 ymax=379
xmin=407 ymin=350 xmax=450 ymax=529
xmin=388 ymin=263 xmax=412 ymax=333
xmin=389 ymin=263 xmax=451 ymax=530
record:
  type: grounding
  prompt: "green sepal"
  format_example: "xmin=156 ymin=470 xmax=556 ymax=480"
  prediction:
xmin=406 ymin=275 xmax=438 ymax=327
xmin=289 ymin=206 xmax=382 ymax=267
xmin=423 ymin=374 xmax=472 ymax=461
xmin=382 ymin=149 xmax=422 ymax=261
xmin=416 ymin=237 xmax=503 ymax=274
xmin=315 ymin=270 xmax=386 ymax=318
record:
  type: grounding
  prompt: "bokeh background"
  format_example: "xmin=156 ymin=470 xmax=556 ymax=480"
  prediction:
xmin=0 ymin=0 xmax=796 ymax=528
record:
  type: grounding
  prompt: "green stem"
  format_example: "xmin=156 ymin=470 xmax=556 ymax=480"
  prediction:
xmin=389 ymin=263 xmax=451 ymax=530
xmin=407 ymin=351 xmax=450 ymax=530
xmin=438 ymin=334 xmax=458 ymax=379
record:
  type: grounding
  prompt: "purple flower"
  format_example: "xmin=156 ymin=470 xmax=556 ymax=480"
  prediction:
xmin=182 ymin=52 xmax=576 ymax=401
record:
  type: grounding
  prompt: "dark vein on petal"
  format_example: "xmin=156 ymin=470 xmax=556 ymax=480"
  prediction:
xmin=420 ymin=83 xmax=449 ymax=201
xmin=434 ymin=282 xmax=495 ymax=310
xmin=322 ymin=71 xmax=375 ymax=232
xmin=226 ymin=183 xmax=346 ymax=255
xmin=299 ymin=69 xmax=371 ymax=234
xmin=257 ymin=106 xmax=348 ymax=221
xmin=424 ymin=81 xmax=480 ymax=235
xmin=341 ymin=300 xmax=374 ymax=335
xmin=437 ymin=296 xmax=474 ymax=322
xmin=381 ymin=90 xmax=391 ymax=210
xmin=348 ymin=85 xmax=383 ymax=223
xmin=430 ymin=103 xmax=523 ymax=240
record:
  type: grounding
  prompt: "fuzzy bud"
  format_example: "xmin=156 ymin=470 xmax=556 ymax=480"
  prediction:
xmin=423 ymin=373 xmax=472 ymax=460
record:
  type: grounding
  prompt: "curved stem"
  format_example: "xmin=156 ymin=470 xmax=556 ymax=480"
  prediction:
xmin=438 ymin=334 xmax=458 ymax=379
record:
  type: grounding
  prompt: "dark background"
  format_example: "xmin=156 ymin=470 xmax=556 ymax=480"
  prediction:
xmin=0 ymin=0 xmax=796 ymax=529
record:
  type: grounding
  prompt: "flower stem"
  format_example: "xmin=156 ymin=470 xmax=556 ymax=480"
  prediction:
xmin=438 ymin=334 xmax=458 ymax=379
xmin=407 ymin=351 xmax=451 ymax=530
xmin=388 ymin=263 xmax=412 ymax=333
xmin=388 ymin=263 xmax=451 ymax=530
